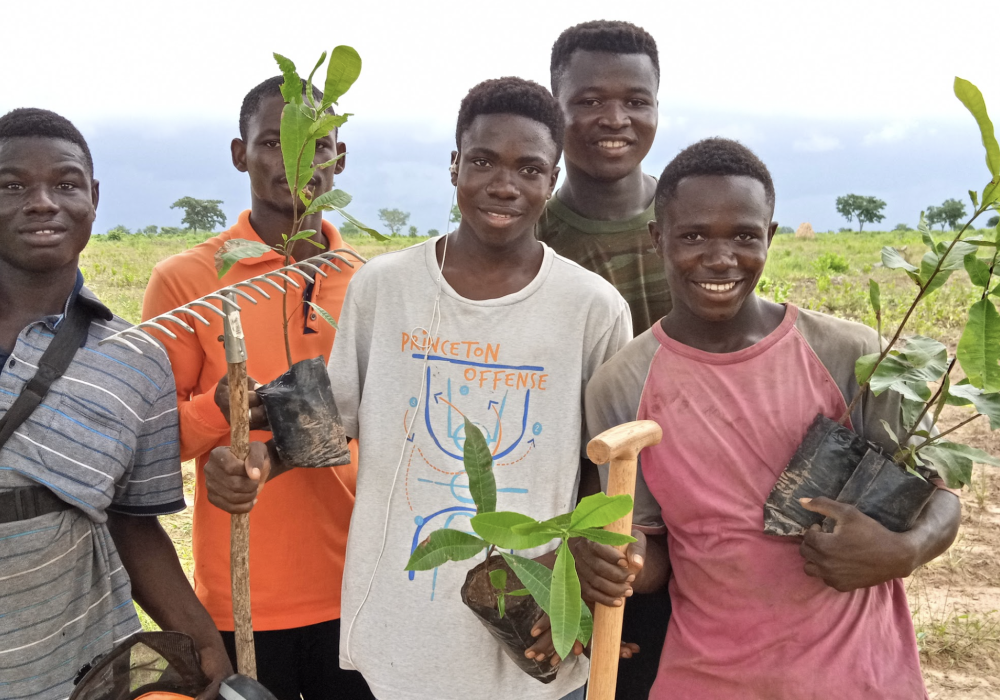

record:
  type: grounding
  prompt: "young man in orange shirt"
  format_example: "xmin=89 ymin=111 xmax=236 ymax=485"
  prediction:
xmin=141 ymin=77 xmax=373 ymax=699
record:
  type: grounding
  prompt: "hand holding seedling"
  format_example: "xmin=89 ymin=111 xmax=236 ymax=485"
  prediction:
xmin=799 ymin=495 xmax=960 ymax=591
xmin=526 ymin=614 xmax=640 ymax=664
xmin=214 ymin=374 xmax=269 ymax=432
xmin=204 ymin=442 xmax=273 ymax=514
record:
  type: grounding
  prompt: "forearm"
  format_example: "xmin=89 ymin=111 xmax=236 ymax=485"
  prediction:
xmin=108 ymin=512 xmax=224 ymax=652
xmin=632 ymin=533 xmax=671 ymax=594
xmin=900 ymin=488 xmax=961 ymax=572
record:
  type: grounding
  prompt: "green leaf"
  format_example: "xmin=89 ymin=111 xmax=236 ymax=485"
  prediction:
xmin=305 ymin=189 xmax=353 ymax=217
xmin=868 ymin=279 xmax=881 ymax=314
xmin=279 ymin=103 xmax=316 ymax=202
xmin=538 ymin=513 xmax=573 ymax=534
xmin=323 ymin=45 xmax=362 ymax=107
xmin=286 ymin=228 xmax=319 ymax=245
xmin=866 ymin=336 xmax=948 ymax=397
xmin=855 ymin=352 xmax=880 ymax=386
xmin=970 ymin=189 xmax=980 ymax=210
xmin=508 ymin=588 xmax=531 ymax=596
xmin=879 ymin=419 xmax=900 ymax=446
xmin=889 ymin=380 xmax=933 ymax=403
xmin=577 ymin=604 xmax=593 ymax=646
xmin=497 ymin=592 xmax=505 ymax=618
xmin=304 ymin=51 xmax=328 ymax=107
xmin=926 ymin=440 xmax=1000 ymax=467
xmin=569 ymin=493 xmax=634 ymax=530
xmin=569 ymin=528 xmax=637 ymax=546
xmin=919 ymin=217 xmax=936 ymax=250
xmin=920 ymin=444 xmax=973 ymax=489
xmin=954 ymin=77 xmax=1000 ymax=180
xmin=965 ymin=253 xmax=993 ymax=288
xmin=984 ymin=179 xmax=1000 ymax=207
xmin=948 ymin=382 xmax=1000 ymax=429
xmin=214 ymin=239 xmax=273 ymax=278
xmin=336 ymin=209 xmax=388 ymax=241
xmin=471 ymin=512 xmax=556 ymax=549
xmin=489 ymin=568 xmax=507 ymax=591
xmin=273 ymin=53 xmax=303 ymax=105
xmin=901 ymin=398 xmax=925 ymax=432
xmin=316 ymin=152 xmax=346 ymax=170
xmin=501 ymin=553 xmax=553 ymax=612
xmin=882 ymin=247 xmax=918 ymax=273
xmin=549 ymin=540 xmax=582 ymax=661
xmin=308 ymin=112 xmax=350 ymax=139
xmin=957 ymin=298 xmax=1000 ymax=392
xmin=462 ymin=418 xmax=496 ymax=514
xmin=404 ymin=529 xmax=487 ymax=571
xmin=306 ymin=302 xmax=338 ymax=329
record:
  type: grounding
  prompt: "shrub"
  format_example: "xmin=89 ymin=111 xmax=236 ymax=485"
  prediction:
xmin=814 ymin=252 xmax=849 ymax=275
xmin=893 ymin=223 xmax=911 ymax=232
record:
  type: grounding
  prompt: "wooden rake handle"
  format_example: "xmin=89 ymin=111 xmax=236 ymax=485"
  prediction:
xmin=585 ymin=420 xmax=662 ymax=700
xmin=224 ymin=294 xmax=256 ymax=679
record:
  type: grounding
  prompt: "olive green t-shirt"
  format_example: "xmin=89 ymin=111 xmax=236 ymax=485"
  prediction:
xmin=536 ymin=194 xmax=671 ymax=334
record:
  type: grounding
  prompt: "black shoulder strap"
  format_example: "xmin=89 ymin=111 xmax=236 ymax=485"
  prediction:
xmin=0 ymin=300 xmax=95 ymax=450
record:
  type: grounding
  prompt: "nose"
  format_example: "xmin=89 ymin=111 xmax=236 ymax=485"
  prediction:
xmin=485 ymin=168 xmax=519 ymax=200
xmin=598 ymin=101 xmax=630 ymax=130
xmin=23 ymin=185 xmax=59 ymax=215
xmin=703 ymin=240 xmax=738 ymax=270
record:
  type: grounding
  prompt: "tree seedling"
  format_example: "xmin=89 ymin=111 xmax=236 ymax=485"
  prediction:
xmin=842 ymin=77 xmax=1000 ymax=488
xmin=214 ymin=46 xmax=384 ymax=368
xmin=405 ymin=417 xmax=636 ymax=662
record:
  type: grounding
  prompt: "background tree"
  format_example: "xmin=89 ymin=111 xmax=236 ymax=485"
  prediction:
xmin=938 ymin=198 xmax=968 ymax=230
xmin=378 ymin=208 xmax=410 ymax=236
xmin=893 ymin=223 xmax=911 ymax=232
xmin=835 ymin=193 xmax=887 ymax=232
xmin=408 ymin=225 xmax=419 ymax=237
xmin=339 ymin=220 xmax=361 ymax=236
xmin=170 ymin=197 xmax=227 ymax=231
xmin=988 ymin=215 xmax=999 ymax=228
xmin=449 ymin=204 xmax=461 ymax=225
xmin=427 ymin=228 xmax=440 ymax=237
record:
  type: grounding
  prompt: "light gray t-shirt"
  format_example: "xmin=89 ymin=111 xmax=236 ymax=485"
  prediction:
xmin=328 ymin=239 xmax=631 ymax=700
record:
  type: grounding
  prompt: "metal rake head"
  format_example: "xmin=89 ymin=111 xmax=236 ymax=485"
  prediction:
xmin=99 ymin=249 xmax=366 ymax=353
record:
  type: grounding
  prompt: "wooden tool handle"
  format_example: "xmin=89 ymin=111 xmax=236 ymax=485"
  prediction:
xmin=228 ymin=359 xmax=256 ymax=679
xmin=586 ymin=420 xmax=662 ymax=700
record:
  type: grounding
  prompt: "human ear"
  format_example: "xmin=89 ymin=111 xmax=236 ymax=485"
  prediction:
xmin=767 ymin=221 xmax=778 ymax=248
xmin=450 ymin=150 xmax=459 ymax=186
xmin=232 ymin=138 xmax=248 ymax=173
xmin=91 ymin=180 xmax=100 ymax=211
xmin=648 ymin=220 xmax=664 ymax=257
xmin=548 ymin=166 xmax=560 ymax=197
xmin=334 ymin=142 xmax=347 ymax=175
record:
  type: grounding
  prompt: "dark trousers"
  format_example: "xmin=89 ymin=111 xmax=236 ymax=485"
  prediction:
xmin=221 ymin=619 xmax=374 ymax=700
xmin=615 ymin=590 xmax=671 ymax=700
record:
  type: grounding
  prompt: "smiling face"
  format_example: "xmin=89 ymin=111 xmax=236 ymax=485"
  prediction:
xmin=651 ymin=175 xmax=776 ymax=323
xmin=556 ymin=50 xmax=658 ymax=183
xmin=232 ymin=93 xmax=345 ymax=216
xmin=0 ymin=136 xmax=97 ymax=275
xmin=452 ymin=113 xmax=559 ymax=249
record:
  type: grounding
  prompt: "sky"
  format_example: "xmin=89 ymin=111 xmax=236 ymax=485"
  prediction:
xmin=2 ymin=0 xmax=998 ymax=235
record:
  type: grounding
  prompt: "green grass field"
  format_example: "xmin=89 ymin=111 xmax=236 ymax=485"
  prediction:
xmin=86 ymin=227 xmax=999 ymax=696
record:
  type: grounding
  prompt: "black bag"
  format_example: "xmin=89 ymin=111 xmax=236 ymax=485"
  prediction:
xmin=0 ymin=298 xmax=94 ymax=450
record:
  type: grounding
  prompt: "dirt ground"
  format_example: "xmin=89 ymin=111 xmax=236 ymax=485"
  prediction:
xmin=914 ymin=404 xmax=1000 ymax=699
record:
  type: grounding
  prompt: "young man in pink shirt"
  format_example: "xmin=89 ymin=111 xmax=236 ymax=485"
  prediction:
xmin=578 ymin=138 xmax=961 ymax=698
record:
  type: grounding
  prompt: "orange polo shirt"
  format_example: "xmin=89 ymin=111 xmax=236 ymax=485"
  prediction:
xmin=142 ymin=210 xmax=359 ymax=631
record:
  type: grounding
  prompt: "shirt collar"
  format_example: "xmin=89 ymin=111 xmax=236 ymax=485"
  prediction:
xmin=52 ymin=270 xmax=114 ymax=328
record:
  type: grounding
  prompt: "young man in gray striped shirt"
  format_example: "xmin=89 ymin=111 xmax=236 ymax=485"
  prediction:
xmin=0 ymin=108 xmax=230 ymax=699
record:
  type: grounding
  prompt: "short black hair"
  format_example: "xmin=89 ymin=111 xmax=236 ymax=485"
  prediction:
xmin=455 ymin=77 xmax=564 ymax=160
xmin=655 ymin=137 xmax=775 ymax=219
xmin=239 ymin=76 xmax=326 ymax=141
xmin=550 ymin=20 xmax=659 ymax=95
xmin=0 ymin=108 xmax=94 ymax=176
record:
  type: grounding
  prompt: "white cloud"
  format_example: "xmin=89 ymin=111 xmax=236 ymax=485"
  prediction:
xmin=864 ymin=120 xmax=918 ymax=145
xmin=793 ymin=134 xmax=842 ymax=152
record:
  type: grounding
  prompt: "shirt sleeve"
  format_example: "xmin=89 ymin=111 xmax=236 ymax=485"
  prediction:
xmin=327 ymin=273 xmax=371 ymax=440
xmin=109 ymin=358 xmax=186 ymax=516
xmin=142 ymin=265 xmax=230 ymax=462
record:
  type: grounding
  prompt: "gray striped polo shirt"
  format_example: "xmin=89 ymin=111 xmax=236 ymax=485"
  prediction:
xmin=0 ymin=280 xmax=185 ymax=700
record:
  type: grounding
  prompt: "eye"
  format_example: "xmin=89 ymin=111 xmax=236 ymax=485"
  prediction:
xmin=264 ymin=140 xmax=280 ymax=149
xmin=2 ymin=182 xmax=24 ymax=191
xmin=520 ymin=166 xmax=542 ymax=176
xmin=682 ymin=232 xmax=704 ymax=241
xmin=471 ymin=158 xmax=491 ymax=168
xmin=57 ymin=182 xmax=78 ymax=190
xmin=579 ymin=98 xmax=601 ymax=107
xmin=627 ymin=99 xmax=648 ymax=107
xmin=736 ymin=232 xmax=757 ymax=241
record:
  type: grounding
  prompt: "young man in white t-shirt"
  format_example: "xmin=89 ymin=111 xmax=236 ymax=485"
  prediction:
xmin=203 ymin=77 xmax=632 ymax=700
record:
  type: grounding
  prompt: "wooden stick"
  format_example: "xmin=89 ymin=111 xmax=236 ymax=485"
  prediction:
xmin=585 ymin=420 xmax=663 ymax=700
xmin=223 ymin=294 xmax=256 ymax=679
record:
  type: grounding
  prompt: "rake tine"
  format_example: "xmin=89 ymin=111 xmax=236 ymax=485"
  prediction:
xmin=316 ymin=258 xmax=344 ymax=274
xmin=265 ymin=271 xmax=301 ymax=288
xmin=205 ymin=293 xmax=242 ymax=311
xmin=297 ymin=261 xmax=328 ymax=278
xmin=188 ymin=300 xmax=228 ymax=319
xmin=139 ymin=320 xmax=179 ymax=340
xmin=323 ymin=252 xmax=358 ymax=268
xmin=223 ymin=286 xmax=259 ymax=305
xmin=330 ymin=248 xmax=367 ymax=264
xmin=155 ymin=315 xmax=195 ymax=334
xmin=256 ymin=276 xmax=287 ymax=294
xmin=172 ymin=307 xmax=212 ymax=326
xmin=284 ymin=267 xmax=315 ymax=284
xmin=103 ymin=333 xmax=146 ymax=354
xmin=234 ymin=281 xmax=271 ymax=300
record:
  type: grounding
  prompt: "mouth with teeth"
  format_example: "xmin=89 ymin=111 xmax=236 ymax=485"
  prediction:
xmin=696 ymin=281 xmax=739 ymax=292
xmin=597 ymin=139 xmax=631 ymax=150
xmin=19 ymin=227 xmax=68 ymax=246
xmin=481 ymin=209 xmax=521 ymax=227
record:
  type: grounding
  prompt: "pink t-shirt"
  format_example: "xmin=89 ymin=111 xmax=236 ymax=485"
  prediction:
xmin=640 ymin=305 xmax=927 ymax=699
